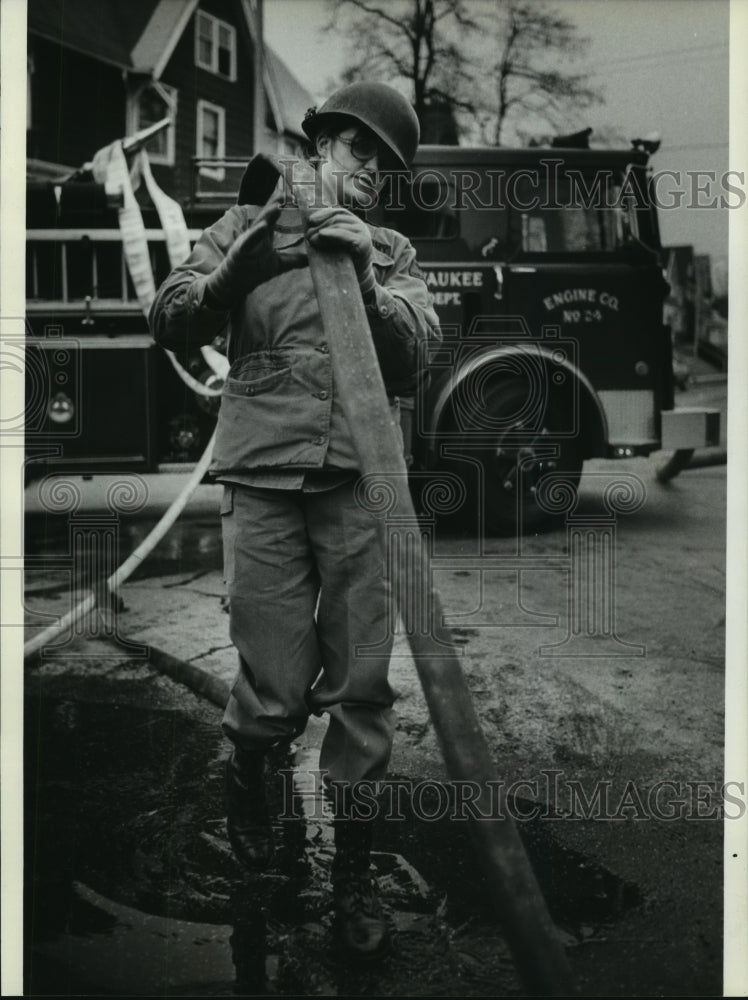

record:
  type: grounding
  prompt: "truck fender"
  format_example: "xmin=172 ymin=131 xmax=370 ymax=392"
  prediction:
xmin=427 ymin=345 xmax=609 ymax=460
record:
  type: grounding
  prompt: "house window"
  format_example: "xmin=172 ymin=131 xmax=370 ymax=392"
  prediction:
xmin=195 ymin=10 xmax=237 ymax=80
xmin=196 ymin=99 xmax=226 ymax=179
xmin=127 ymin=82 xmax=177 ymax=165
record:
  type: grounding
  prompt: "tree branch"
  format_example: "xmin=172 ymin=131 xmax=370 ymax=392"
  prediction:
xmin=336 ymin=0 xmax=415 ymax=38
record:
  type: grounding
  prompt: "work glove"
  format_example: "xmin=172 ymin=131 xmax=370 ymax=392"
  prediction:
xmin=305 ymin=207 xmax=376 ymax=299
xmin=205 ymin=193 xmax=304 ymax=307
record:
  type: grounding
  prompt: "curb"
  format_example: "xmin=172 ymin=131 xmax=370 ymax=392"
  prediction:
xmin=145 ymin=642 xmax=231 ymax=710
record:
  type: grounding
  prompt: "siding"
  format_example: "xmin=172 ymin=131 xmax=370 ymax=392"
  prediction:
xmin=158 ymin=0 xmax=255 ymax=203
xmin=28 ymin=0 xmax=258 ymax=205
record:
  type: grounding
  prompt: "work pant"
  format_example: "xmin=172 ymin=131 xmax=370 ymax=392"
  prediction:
xmin=220 ymin=481 xmax=396 ymax=785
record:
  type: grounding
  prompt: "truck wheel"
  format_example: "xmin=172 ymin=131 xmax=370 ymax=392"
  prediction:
xmin=447 ymin=378 xmax=583 ymax=534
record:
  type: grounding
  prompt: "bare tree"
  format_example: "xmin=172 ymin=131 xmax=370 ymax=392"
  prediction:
xmin=474 ymin=0 xmax=600 ymax=145
xmin=325 ymin=0 xmax=599 ymax=147
xmin=326 ymin=0 xmax=479 ymax=139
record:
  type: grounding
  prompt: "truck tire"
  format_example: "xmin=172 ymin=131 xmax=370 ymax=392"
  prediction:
xmin=445 ymin=377 xmax=583 ymax=535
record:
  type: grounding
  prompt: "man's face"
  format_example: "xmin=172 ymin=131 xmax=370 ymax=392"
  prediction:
xmin=316 ymin=125 xmax=389 ymax=209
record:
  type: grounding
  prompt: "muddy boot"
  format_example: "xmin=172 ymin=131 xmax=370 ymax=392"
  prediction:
xmin=224 ymin=748 xmax=274 ymax=869
xmin=331 ymin=818 xmax=391 ymax=961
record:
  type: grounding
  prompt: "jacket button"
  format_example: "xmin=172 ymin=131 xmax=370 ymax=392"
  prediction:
xmin=379 ymin=305 xmax=391 ymax=318
xmin=313 ymin=435 xmax=326 ymax=445
xmin=318 ymin=390 xmax=329 ymax=400
xmin=317 ymin=344 xmax=329 ymax=353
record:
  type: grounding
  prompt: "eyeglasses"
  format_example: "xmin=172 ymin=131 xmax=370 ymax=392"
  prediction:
xmin=334 ymin=133 xmax=381 ymax=163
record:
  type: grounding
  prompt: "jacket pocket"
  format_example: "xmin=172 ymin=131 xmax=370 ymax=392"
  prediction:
xmin=211 ymin=346 xmax=332 ymax=471
xmin=223 ymin=353 xmax=292 ymax=397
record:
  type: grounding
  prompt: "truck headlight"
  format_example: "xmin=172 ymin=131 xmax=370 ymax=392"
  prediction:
xmin=47 ymin=392 xmax=75 ymax=424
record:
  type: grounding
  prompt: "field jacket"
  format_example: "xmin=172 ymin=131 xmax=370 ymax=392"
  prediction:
xmin=149 ymin=203 xmax=439 ymax=475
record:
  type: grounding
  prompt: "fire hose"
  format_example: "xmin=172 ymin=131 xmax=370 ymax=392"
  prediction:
xmin=165 ymin=347 xmax=226 ymax=398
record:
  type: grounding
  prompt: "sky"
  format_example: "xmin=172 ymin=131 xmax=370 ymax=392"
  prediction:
xmin=264 ymin=0 xmax=732 ymax=277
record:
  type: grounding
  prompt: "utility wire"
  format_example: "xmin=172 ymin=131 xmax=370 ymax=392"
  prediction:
xmin=585 ymin=41 xmax=727 ymax=68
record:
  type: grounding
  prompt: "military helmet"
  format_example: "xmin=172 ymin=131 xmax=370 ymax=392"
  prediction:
xmin=302 ymin=82 xmax=420 ymax=170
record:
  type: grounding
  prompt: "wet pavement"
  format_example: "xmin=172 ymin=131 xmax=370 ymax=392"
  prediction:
xmin=25 ymin=673 xmax=646 ymax=997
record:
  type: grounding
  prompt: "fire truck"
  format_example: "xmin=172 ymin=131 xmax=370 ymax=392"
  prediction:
xmin=378 ymin=139 xmax=720 ymax=530
xmin=25 ymin=125 xmax=227 ymax=480
xmin=25 ymin=132 xmax=719 ymax=532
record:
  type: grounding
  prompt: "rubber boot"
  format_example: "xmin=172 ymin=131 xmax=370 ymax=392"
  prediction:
xmin=331 ymin=817 xmax=391 ymax=960
xmin=224 ymin=748 xmax=274 ymax=869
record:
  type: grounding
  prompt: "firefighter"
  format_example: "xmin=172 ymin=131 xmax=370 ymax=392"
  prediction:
xmin=149 ymin=81 xmax=439 ymax=959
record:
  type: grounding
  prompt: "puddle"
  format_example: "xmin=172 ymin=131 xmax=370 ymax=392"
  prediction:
xmin=25 ymin=682 xmax=642 ymax=996
xmin=373 ymin=781 xmax=643 ymax=939
xmin=25 ymin=516 xmax=224 ymax=582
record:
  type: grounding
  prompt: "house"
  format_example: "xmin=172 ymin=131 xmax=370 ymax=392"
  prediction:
xmin=26 ymin=0 xmax=314 ymax=204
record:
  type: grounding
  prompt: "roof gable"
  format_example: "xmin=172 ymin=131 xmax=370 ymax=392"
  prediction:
xmin=265 ymin=47 xmax=313 ymax=139
xmin=130 ymin=0 xmax=200 ymax=75
xmin=28 ymin=0 xmax=162 ymax=69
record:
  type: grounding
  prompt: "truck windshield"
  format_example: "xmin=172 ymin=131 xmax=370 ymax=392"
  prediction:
xmin=381 ymin=163 xmax=644 ymax=258
xmin=381 ymin=168 xmax=507 ymax=256
xmin=512 ymin=169 xmax=627 ymax=253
